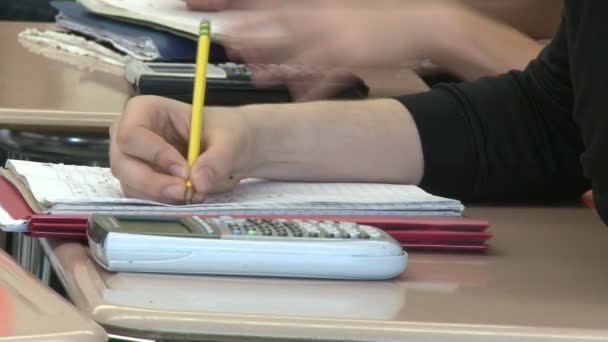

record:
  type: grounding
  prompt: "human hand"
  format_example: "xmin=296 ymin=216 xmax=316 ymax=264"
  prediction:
xmin=109 ymin=96 xmax=254 ymax=203
xmin=221 ymin=1 xmax=459 ymax=100
xmin=224 ymin=1 xmax=457 ymax=69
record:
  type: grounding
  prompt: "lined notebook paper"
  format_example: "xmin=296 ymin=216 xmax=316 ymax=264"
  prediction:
xmin=5 ymin=160 xmax=464 ymax=216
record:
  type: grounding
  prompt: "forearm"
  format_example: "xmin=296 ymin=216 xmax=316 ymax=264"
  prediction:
xmin=424 ymin=4 xmax=544 ymax=80
xmin=242 ymin=99 xmax=424 ymax=185
xmin=459 ymin=0 xmax=562 ymax=39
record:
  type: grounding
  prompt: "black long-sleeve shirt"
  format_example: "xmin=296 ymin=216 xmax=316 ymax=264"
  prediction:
xmin=397 ymin=1 xmax=608 ymax=223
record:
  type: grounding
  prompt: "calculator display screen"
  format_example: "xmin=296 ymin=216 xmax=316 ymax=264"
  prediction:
xmin=117 ymin=220 xmax=193 ymax=234
xmin=149 ymin=65 xmax=195 ymax=74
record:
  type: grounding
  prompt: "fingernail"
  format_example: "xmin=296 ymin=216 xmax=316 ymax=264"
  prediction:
xmin=169 ymin=164 xmax=187 ymax=179
xmin=162 ymin=184 xmax=185 ymax=201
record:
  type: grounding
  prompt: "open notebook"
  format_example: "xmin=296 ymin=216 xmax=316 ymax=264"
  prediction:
xmin=1 ymin=160 xmax=464 ymax=217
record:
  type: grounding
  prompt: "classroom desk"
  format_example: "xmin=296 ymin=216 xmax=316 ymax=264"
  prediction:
xmin=39 ymin=206 xmax=608 ymax=342
xmin=0 ymin=250 xmax=107 ymax=342
xmin=0 ymin=22 xmax=131 ymax=129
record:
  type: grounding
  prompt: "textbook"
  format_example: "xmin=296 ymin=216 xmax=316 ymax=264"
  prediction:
xmin=1 ymin=160 xmax=464 ymax=217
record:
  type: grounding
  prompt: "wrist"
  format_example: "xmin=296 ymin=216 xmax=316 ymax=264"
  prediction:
xmin=235 ymin=104 xmax=285 ymax=179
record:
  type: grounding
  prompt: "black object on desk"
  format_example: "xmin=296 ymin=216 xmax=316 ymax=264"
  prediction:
xmin=0 ymin=129 xmax=109 ymax=167
xmin=125 ymin=61 xmax=370 ymax=106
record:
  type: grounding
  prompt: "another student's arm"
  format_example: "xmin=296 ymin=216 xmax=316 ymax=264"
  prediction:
xmin=422 ymin=4 xmax=546 ymax=80
xmin=461 ymin=0 xmax=562 ymax=39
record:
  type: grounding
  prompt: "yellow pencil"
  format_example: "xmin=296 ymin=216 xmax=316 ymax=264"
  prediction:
xmin=185 ymin=20 xmax=211 ymax=203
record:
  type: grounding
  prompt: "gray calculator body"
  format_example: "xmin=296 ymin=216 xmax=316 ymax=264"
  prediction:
xmin=88 ymin=215 xmax=407 ymax=280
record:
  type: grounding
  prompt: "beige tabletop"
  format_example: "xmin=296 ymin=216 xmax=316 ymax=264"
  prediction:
xmin=0 ymin=22 xmax=427 ymax=130
xmin=0 ymin=22 xmax=132 ymax=130
xmin=39 ymin=206 xmax=608 ymax=342
xmin=0 ymin=250 xmax=107 ymax=342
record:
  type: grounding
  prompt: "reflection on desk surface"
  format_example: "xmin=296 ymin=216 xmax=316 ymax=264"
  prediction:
xmin=101 ymin=274 xmax=407 ymax=320
xmin=91 ymin=248 xmax=491 ymax=321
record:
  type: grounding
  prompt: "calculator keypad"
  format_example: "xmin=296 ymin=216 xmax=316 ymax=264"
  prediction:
xmin=208 ymin=217 xmax=386 ymax=240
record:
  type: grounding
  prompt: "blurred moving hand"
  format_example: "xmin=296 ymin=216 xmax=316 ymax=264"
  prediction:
xmin=186 ymin=0 xmax=556 ymax=100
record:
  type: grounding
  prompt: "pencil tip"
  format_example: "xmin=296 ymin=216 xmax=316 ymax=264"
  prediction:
xmin=185 ymin=187 xmax=194 ymax=205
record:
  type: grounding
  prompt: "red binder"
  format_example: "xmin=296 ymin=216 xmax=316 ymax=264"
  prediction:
xmin=0 ymin=176 xmax=491 ymax=251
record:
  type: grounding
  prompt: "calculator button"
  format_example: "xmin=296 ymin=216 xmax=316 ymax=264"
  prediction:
xmin=360 ymin=225 xmax=382 ymax=238
xmin=247 ymin=230 xmax=257 ymax=236
xmin=193 ymin=217 xmax=222 ymax=238
xmin=232 ymin=229 xmax=242 ymax=235
xmin=319 ymin=222 xmax=337 ymax=229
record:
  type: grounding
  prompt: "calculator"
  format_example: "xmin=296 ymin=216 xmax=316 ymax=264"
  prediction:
xmin=124 ymin=60 xmax=370 ymax=106
xmin=87 ymin=215 xmax=407 ymax=280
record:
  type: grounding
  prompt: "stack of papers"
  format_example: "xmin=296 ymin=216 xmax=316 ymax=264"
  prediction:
xmin=53 ymin=1 xmax=197 ymax=61
xmin=20 ymin=0 xmax=236 ymax=70
xmin=4 ymin=160 xmax=464 ymax=217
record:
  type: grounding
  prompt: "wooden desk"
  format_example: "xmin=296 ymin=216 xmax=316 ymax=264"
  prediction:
xmin=0 ymin=250 xmax=107 ymax=342
xmin=0 ymin=22 xmax=131 ymax=130
xmin=40 ymin=207 xmax=608 ymax=341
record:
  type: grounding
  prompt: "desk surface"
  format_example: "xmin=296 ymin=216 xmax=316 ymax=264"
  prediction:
xmin=0 ymin=250 xmax=107 ymax=342
xmin=41 ymin=206 xmax=608 ymax=342
xmin=0 ymin=22 xmax=132 ymax=129
xmin=0 ymin=22 xmax=427 ymax=130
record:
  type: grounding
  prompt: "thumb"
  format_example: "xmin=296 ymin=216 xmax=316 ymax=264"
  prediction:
xmin=190 ymin=144 xmax=240 ymax=196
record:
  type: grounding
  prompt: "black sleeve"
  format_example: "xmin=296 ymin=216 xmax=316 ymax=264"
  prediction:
xmin=395 ymin=13 xmax=590 ymax=203
xmin=566 ymin=1 xmax=608 ymax=224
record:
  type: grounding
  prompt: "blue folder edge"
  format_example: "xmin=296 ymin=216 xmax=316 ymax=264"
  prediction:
xmin=50 ymin=1 xmax=227 ymax=62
